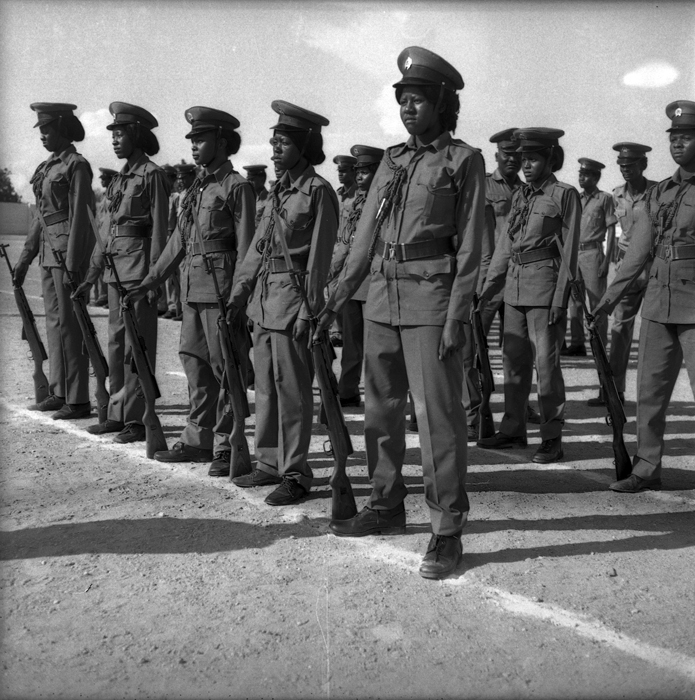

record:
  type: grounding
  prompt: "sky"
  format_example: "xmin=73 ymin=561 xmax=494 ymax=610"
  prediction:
xmin=1 ymin=0 xmax=694 ymax=202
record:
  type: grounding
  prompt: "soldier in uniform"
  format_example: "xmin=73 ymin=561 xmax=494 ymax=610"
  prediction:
xmin=14 ymin=103 xmax=95 ymax=419
xmin=92 ymin=167 xmax=118 ymax=307
xmin=242 ymin=164 xmax=269 ymax=229
xmin=316 ymin=47 xmax=485 ymax=580
xmin=564 ymin=158 xmax=616 ymax=368
xmin=228 ymin=101 xmax=339 ymax=506
xmin=603 ymin=143 xmax=656 ymax=405
xmin=158 ymin=165 xmax=178 ymax=316
xmin=477 ymin=128 xmax=581 ymax=464
xmin=593 ymin=100 xmax=695 ymax=493
xmin=326 ymin=144 xmax=384 ymax=407
xmin=128 ymin=107 xmax=255 ymax=475
xmin=74 ymin=102 xmax=171 ymax=444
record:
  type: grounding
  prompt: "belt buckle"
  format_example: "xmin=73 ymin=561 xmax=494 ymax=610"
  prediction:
xmin=387 ymin=242 xmax=396 ymax=260
xmin=664 ymin=246 xmax=671 ymax=259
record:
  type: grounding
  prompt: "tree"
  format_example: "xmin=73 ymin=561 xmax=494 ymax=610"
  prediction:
xmin=0 ymin=168 xmax=22 ymax=203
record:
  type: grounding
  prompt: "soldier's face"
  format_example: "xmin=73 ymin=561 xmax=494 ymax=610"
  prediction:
xmin=270 ymin=131 xmax=302 ymax=171
xmin=578 ymin=170 xmax=599 ymax=190
xmin=111 ymin=127 xmax=134 ymax=160
xmin=190 ymin=132 xmax=217 ymax=167
xmin=177 ymin=173 xmax=195 ymax=191
xmin=355 ymin=166 xmax=375 ymax=192
xmin=619 ymin=160 xmax=646 ymax=184
xmin=495 ymin=147 xmax=521 ymax=177
xmin=338 ymin=167 xmax=355 ymax=187
xmin=521 ymin=152 xmax=551 ymax=184
xmin=670 ymin=130 xmax=695 ymax=168
xmin=399 ymin=87 xmax=437 ymax=136
xmin=99 ymin=174 xmax=112 ymax=188
xmin=247 ymin=173 xmax=266 ymax=194
xmin=39 ymin=124 xmax=60 ymax=152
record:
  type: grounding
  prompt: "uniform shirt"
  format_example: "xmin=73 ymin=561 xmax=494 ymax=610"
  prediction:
xmin=612 ymin=179 xmax=657 ymax=253
xmin=88 ymin=154 xmax=171 ymax=285
xmin=142 ymin=160 xmax=255 ymax=304
xmin=579 ymin=188 xmax=616 ymax=244
xmin=230 ymin=164 xmax=339 ymax=331
xmin=599 ymin=168 xmax=695 ymax=324
xmin=254 ymin=188 xmax=269 ymax=229
xmin=483 ymin=174 xmax=581 ymax=308
xmin=486 ymin=169 xmax=522 ymax=244
xmin=19 ymin=144 xmax=95 ymax=272
xmin=327 ymin=131 xmax=485 ymax=326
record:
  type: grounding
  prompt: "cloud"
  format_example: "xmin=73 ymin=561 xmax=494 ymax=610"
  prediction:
xmin=376 ymin=84 xmax=403 ymax=138
xmin=623 ymin=62 xmax=679 ymax=89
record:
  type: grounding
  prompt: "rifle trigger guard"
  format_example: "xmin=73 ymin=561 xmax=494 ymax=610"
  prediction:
xmin=323 ymin=439 xmax=334 ymax=457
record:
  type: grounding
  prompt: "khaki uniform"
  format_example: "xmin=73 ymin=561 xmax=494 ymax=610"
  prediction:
xmin=568 ymin=189 xmax=616 ymax=347
xmin=87 ymin=154 xmax=170 ymax=425
xmin=18 ymin=145 xmax=95 ymax=404
xmin=608 ymin=180 xmax=657 ymax=392
xmin=328 ymin=132 xmax=485 ymax=535
xmin=143 ymin=160 xmax=255 ymax=452
xmin=597 ymin=169 xmax=695 ymax=479
xmin=482 ymin=175 xmax=581 ymax=441
xmin=230 ymin=165 xmax=339 ymax=491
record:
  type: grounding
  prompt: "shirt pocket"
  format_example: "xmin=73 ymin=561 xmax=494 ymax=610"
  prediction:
xmin=531 ymin=201 xmax=562 ymax=237
xmin=47 ymin=171 xmax=70 ymax=207
xmin=124 ymin=177 xmax=150 ymax=219
xmin=403 ymin=255 xmax=455 ymax=285
xmin=203 ymin=196 xmax=232 ymax=234
xmin=47 ymin=219 xmax=70 ymax=253
xmin=672 ymin=258 xmax=695 ymax=285
xmin=111 ymin=236 xmax=150 ymax=273
xmin=488 ymin=194 xmax=509 ymax=219
xmin=419 ymin=172 xmax=458 ymax=226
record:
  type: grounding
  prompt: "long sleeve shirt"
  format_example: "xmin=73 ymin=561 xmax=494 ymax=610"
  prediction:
xmin=141 ymin=160 xmax=255 ymax=304
xmin=229 ymin=164 xmax=339 ymax=330
xmin=327 ymin=131 xmax=485 ymax=326
xmin=482 ymin=174 xmax=581 ymax=308
xmin=19 ymin=144 xmax=95 ymax=273
xmin=579 ymin=188 xmax=616 ymax=244
xmin=598 ymin=168 xmax=695 ymax=324
xmin=87 ymin=154 xmax=171 ymax=285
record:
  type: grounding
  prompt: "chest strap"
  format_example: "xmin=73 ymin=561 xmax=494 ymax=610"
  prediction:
xmin=376 ymin=236 xmax=454 ymax=262
xmin=42 ymin=210 xmax=69 ymax=226
xmin=113 ymin=224 xmax=150 ymax=238
xmin=511 ymin=243 xmax=560 ymax=265
xmin=654 ymin=244 xmax=695 ymax=261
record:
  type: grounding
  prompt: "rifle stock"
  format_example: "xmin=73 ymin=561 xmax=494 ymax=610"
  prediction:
xmin=1 ymin=245 xmax=50 ymax=403
xmin=555 ymin=236 xmax=632 ymax=480
xmin=471 ymin=294 xmax=495 ymax=441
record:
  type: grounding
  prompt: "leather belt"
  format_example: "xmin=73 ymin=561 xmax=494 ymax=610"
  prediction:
xmin=511 ymin=243 xmax=560 ymax=265
xmin=655 ymin=244 xmax=695 ymax=260
xmin=376 ymin=236 xmax=454 ymax=262
xmin=191 ymin=239 xmax=236 ymax=255
xmin=113 ymin=224 xmax=150 ymax=238
xmin=268 ymin=255 xmax=309 ymax=273
xmin=43 ymin=210 xmax=69 ymax=226
xmin=579 ymin=240 xmax=602 ymax=251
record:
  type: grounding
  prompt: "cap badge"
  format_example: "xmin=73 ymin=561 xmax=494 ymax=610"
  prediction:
xmin=404 ymin=56 xmax=412 ymax=71
xmin=675 ymin=107 xmax=683 ymax=117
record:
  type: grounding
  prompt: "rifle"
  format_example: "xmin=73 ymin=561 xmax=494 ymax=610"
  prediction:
xmin=86 ymin=209 xmax=167 ymax=458
xmin=554 ymin=235 xmax=631 ymax=481
xmin=36 ymin=209 xmax=109 ymax=422
xmin=273 ymin=211 xmax=357 ymax=520
xmin=471 ymin=293 xmax=495 ymax=440
xmin=0 ymin=244 xmax=50 ymax=403
xmin=190 ymin=208 xmax=251 ymax=478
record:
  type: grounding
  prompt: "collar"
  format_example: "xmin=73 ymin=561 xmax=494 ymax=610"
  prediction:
xmin=580 ymin=188 xmax=599 ymax=202
xmin=338 ymin=182 xmax=357 ymax=199
xmin=492 ymin=168 xmax=522 ymax=187
xmin=392 ymin=130 xmax=453 ymax=157
xmin=120 ymin=153 xmax=149 ymax=177
xmin=672 ymin=167 xmax=695 ymax=185
xmin=279 ymin=163 xmax=316 ymax=195
xmin=202 ymin=159 xmax=233 ymax=186
xmin=46 ymin=144 xmax=77 ymax=167
xmin=528 ymin=173 xmax=558 ymax=195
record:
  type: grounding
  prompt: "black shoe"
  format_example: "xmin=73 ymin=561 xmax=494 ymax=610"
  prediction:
xmin=173 ymin=314 xmax=183 ymax=322
xmin=532 ymin=437 xmax=563 ymax=464
xmin=478 ymin=432 xmax=527 ymax=449
xmin=52 ymin=402 xmax=92 ymax=420
xmin=561 ymin=344 xmax=587 ymax=357
xmin=330 ymin=334 xmax=343 ymax=347
xmin=329 ymin=505 xmax=406 ymax=537
xmin=28 ymin=395 xmax=65 ymax=412
xmin=154 ymin=441 xmax=213 ymax=463
xmin=208 ymin=451 xmax=231 ymax=477
xmin=407 ymin=418 xmax=418 ymax=432
xmin=264 ymin=478 xmax=308 ymax=506
xmin=419 ymin=534 xmax=462 ymax=580
xmin=113 ymin=423 xmax=146 ymax=444
xmin=95 ymin=297 xmax=108 ymax=307
xmin=609 ymin=474 xmax=661 ymax=493
xmin=587 ymin=390 xmax=605 ymax=407
xmin=87 ymin=419 xmax=124 ymax=435
xmin=157 ymin=308 xmax=168 ymax=317
xmin=339 ymin=395 xmax=361 ymax=407
xmin=232 ymin=468 xmax=283 ymax=488
xmin=467 ymin=425 xmax=479 ymax=441
xmin=162 ymin=309 xmax=176 ymax=319
xmin=526 ymin=405 xmax=541 ymax=424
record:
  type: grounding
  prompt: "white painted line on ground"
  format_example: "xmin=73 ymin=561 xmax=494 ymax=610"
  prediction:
xmin=0 ymin=288 xmax=42 ymax=301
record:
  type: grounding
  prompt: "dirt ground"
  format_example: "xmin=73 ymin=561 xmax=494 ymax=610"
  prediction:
xmin=1 ymin=233 xmax=694 ymax=700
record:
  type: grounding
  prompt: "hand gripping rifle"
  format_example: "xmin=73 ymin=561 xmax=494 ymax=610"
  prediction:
xmin=471 ymin=293 xmax=495 ymax=440
xmin=87 ymin=209 xmax=167 ymax=458
xmin=554 ymin=236 xmax=631 ymax=480
xmin=0 ymin=244 xmax=50 ymax=403
xmin=36 ymin=209 xmax=110 ymax=422
xmin=273 ymin=212 xmax=357 ymax=520
xmin=190 ymin=210 xmax=251 ymax=479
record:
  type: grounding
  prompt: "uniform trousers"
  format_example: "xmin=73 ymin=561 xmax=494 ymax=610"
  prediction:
xmin=568 ymin=248 xmax=608 ymax=347
xmin=166 ymin=268 xmax=182 ymax=315
xmin=631 ymin=319 xmax=695 ymax=480
xmin=106 ymin=282 xmax=158 ymax=425
xmin=338 ymin=299 xmax=365 ymax=399
xmin=41 ymin=266 xmax=90 ymax=404
xmin=178 ymin=302 xmax=248 ymax=453
xmin=499 ymin=304 xmax=565 ymax=441
xmin=363 ymin=320 xmax=469 ymax=535
xmin=609 ymin=267 xmax=648 ymax=393
xmin=253 ymin=324 xmax=314 ymax=492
